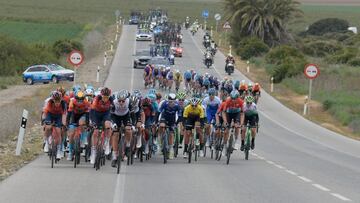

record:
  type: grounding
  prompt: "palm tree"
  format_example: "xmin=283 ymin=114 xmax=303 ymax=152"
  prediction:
xmin=224 ymin=0 xmax=302 ymax=46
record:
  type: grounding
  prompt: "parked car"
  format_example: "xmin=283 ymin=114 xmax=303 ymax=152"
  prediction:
xmin=22 ymin=64 xmax=74 ymax=85
xmin=136 ymin=29 xmax=153 ymax=41
xmin=133 ymin=49 xmax=152 ymax=69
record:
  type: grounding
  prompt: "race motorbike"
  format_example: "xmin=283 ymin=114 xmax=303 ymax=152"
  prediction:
xmin=204 ymin=53 xmax=213 ymax=69
xmin=225 ymin=62 xmax=234 ymax=75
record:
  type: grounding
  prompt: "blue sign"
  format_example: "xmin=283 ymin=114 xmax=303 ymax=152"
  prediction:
xmin=202 ymin=10 xmax=209 ymax=18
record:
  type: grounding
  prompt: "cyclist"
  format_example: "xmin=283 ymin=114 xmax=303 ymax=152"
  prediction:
xmin=66 ymin=90 xmax=90 ymax=161
xmin=166 ymin=68 xmax=174 ymax=91
xmin=152 ymin=66 xmax=160 ymax=88
xmin=241 ymin=96 xmax=259 ymax=150
xmin=90 ymin=87 xmax=113 ymax=164
xmin=252 ymin=83 xmax=261 ymax=104
xmin=222 ymin=90 xmax=244 ymax=152
xmin=174 ymin=70 xmax=183 ymax=92
xmin=141 ymin=96 xmax=156 ymax=155
xmin=144 ymin=64 xmax=153 ymax=87
xmin=183 ymin=97 xmax=205 ymax=158
xmin=176 ymin=92 xmax=187 ymax=149
xmin=158 ymin=93 xmax=181 ymax=159
xmin=42 ymin=91 xmax=67 ymax=159
xmin=202 ymin=88 xmax=221 ymax=149
xmin=110 ymin=90 xmax=133 ymax=167
xmin=129 ymin=92 xmax=145 ymax=159
xmin=57 ymin=86 xmax=70 ymax=106
xmin=239 ymin=80 xmax=248 ymax=99
xmin=183 ymin=70 xmax=192 ymax=93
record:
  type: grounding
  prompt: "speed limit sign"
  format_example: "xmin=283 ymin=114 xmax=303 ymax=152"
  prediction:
xmin=68 ymin=50 xmax=84 ymax=67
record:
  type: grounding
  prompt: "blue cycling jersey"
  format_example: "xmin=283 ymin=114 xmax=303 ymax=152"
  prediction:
xmin=184 ymin=71 xmax=192 ymax=80
xmin=159 ymin=101 xmax=181 ymax=121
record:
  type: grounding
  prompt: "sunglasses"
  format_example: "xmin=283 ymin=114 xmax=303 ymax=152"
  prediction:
xmin=178 ymin=99 xmax=184 ymax=102
xmin=119 ymin=100 xmax=125 ymax=103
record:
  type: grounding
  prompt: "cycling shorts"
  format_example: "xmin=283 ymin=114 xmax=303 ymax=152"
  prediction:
xmin=69 ymin=113 xmax=87 ymax=128
xmin=244 ymin=114 xmax=258 ymax=127
xmin=90 ymin=110 xmax=111 ymax=127
xmin=45 ymin=113 xmax=62 ymax=127
xmin=185 ymin=116 xmax=200 ymax=130
xmin=226 ymin=112 xmax=240 ymax=124
xmin=160 ymin=117 xmax=176 ymax=132
xmin=111 ymin=113 xmax=131 ymax=128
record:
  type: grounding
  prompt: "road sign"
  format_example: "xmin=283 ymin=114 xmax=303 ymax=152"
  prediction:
xmin=115 ymin=10 xmax=121 ymax=17
xmin=202 ymin=10 xmax=209 ymax=18
xmin=223 ymin=21 xmax=231 ymax=29
xmin=214 ymin=13 xmax=221 ymax=21
xmin=304 ymin=64 xmax=320 ymax=79
xmin=68 ymin=50 xmax=84 ymax=66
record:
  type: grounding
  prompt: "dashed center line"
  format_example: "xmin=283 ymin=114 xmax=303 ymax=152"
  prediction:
xmin=331 ymin=193 xmax=352 ymax=201
xmin=312 ymin=184 xmax=330 ymax=192
xmin=285 ymin=170 xmax=297 ymax=176
xmin=298 ymin=176 xmax=312 ymax=183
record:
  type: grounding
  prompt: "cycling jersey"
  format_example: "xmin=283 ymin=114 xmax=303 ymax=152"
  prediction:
xmin=166 ymin=71 xmax=174 ymax=80
xmin=202 ymin=96 xmax=221 ymax=123
xmin=183 ymin=105 xmax=205 ymax=119
xmin=68 ymin=98 xmax=90 ymax=114
xmin=174 ymin=73 xmax=182 ymax=81
xmin=159 ymin=101 xmax=181 ymax=126
xmin=239 ymin=84 xmax=248 ymax=91
xmin=223 ymin=98 xmax=244 ymax=114
xmin=144 ymin=66 xmax=152 ymax=76
xmin=111 ymin=98 xmax=130 ymax=116
xmin=43 ymin=99 xmax=67 ymax=115
xmin=91 ymin=95 xmax=113 ymax=112
xmin=184 ymin=71 xmax=192 ymax=80
xmin=243 ymin=103 xmax=257 ymax=115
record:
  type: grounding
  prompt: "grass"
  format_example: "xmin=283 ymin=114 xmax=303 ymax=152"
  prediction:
xmin=0 ymin=20 xmax=83 ymax=43
xmin=0 ymin=76 xmax=22 ymax=89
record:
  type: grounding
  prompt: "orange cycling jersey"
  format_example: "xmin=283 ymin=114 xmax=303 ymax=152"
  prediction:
xmin=68 ymin=98 xmax=90 ymax=114
xmin=223 ymin=98 xmax=244 ymax=113
xmin=253 ymin=84 xmax=261 ymax=92
xmin=91 ymin=95 xmax=113 ymax=112
xmin=63 ymin=94 xmax=71 ymax=106
xmin=43 ymin=99 xmax=67 ymax=115
xmin=216 ymin=101 xmax=227 ymax=114
xmin=239 ymin=84 xmax=248 ymax=91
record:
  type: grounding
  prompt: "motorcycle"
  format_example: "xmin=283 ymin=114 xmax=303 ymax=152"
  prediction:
xmin=204 ymin=54 xmax=213 ymax=69
xmin=203 ymin=39 xmax=211 ymax=49
xmin=225 ymin=62 xmax=234 ymax=75
xmin=191 ymin=29 xmax=196 ymax=36
xmin=185 ymin=21 xmax=190 ymax=29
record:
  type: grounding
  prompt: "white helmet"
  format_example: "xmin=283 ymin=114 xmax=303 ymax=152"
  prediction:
xmin=166 ymin=67 xmax=170 ymax=71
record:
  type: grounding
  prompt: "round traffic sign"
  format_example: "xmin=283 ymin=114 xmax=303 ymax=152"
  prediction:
xmin=68 ymin=50 xmax=84 ymax=66
xmin=304 ymin=64 xmax=320 ymax=79
xmin=214 ymin=13 xmax=221 ymax=21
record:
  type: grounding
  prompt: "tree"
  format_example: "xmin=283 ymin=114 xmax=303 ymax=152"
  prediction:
xmin=224 ymin=0 xmax=302 ymax=46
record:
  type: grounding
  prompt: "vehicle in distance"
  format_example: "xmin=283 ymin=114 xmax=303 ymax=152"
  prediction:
xmin=133 ymin=49 xmax=152 ymax=69
xmin=136 ymin=29 xmax=153 ymax=41
xmin=171 ymin=46 xmax=183 ymax=57
xmin=23 ymin=64 xmax=74 ymax=85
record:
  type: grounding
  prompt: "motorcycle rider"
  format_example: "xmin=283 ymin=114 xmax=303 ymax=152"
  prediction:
xmin=225 ymin=53 xmax=235 ymax=71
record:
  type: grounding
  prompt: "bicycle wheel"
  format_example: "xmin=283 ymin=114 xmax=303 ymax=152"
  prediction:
xmin=227 ymin=135 xmax=233 ymax=165
xmin=51 ymin=144 xmax=55 ymax=168
xmin=245 ymin=128 xmax=251 ymax=160
xmin=95 ymin=148 xmax=101 ymax=170
xmin=188 ymin=143 xmax=192 ymax=164
xmin=117 ymin=136 xmax=123 ymax=174
xmin=162 ymin=133 xmax=167 ymax=164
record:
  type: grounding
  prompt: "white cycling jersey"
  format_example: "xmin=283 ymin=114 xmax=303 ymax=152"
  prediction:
xmin=111 ymin=98 xmax=130 ymax=116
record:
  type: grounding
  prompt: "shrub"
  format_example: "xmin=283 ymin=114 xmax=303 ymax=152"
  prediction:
xmin=265 ymin=45 xmax=307 ymax=83
xmin=302 ymin=41 xmax=342 ymax=57
xmin=325 ymin=47 xmax=357 ymax=64
xmin=306 ymin=18 xmax=349 ymax=36
xmin=348 ymin=57 xmax=360 ymax=67
xmin=236 ymin=37 xmax=269 ymax=60
xmin=52 ymin=39 xmax=83 ymax=58
xmin=323 ymin=32 xmax=354 ymax=42
xmin=323 ymin=99 xmax=334 ymax=111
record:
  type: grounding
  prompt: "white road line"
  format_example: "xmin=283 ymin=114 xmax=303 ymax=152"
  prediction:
xmin=113 ymin=165 xmax=127 ymax=203
xmin=297 ymin=176 xmax=312 ymax=183
xmin=257 ymin=156 xmax=265 ymax=160
xmin=312 ymin=183 xmax=330 ymax=192
xmin=266 ymin=160 xmax=275 ymax=165
xmin=274 ymin=164 xmax=285 ymax=169
xmin=331 ymin=193 xmax=352 ymax=201
xmin=285 ymin=170 xmax=297 ymax=176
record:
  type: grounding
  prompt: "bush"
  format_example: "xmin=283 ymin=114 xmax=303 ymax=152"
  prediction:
xmin=323 ymin=99 xmax=334 ymax=111
xmin=306 ymin=18 xmax=349 ymax=36
xmin=302 ymin=41 xmax=343 ymax=57
xmin=52 ymin=39 xmax=83 ymax=58
xmin=0 ymin=34 xmax=59 ymax=76
xmin=325 ymin=47 xmax=357 ymax=64
xmin=348 ymin=57 xmax=360 ymax=67
xmin=323 ymin=32 xmax=354 ymax=42
xmin=236 ymin=37 xmax=269 ymax=60
xmin=265 ymin=45 xmax=307 ymax=83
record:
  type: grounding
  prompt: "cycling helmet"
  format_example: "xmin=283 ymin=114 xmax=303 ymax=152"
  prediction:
xmin=156 ymin=92 xmax=162 ymax=100
xmin=101 ymin=87 xmax=111 ymax=96
xmin=246 ymin=96 xmax=255 ymax=103
xmin=166 ymin=66 xmax=170 ymax=71
xmin=117 ymin=90 xmax=127 ymax=100
xmin=176 ymin=92 xmax=186 ymax=100
xmin=85 ymin=88 xmax=94 ymax=96
xmin=230 ymin=90 xmax=239 ymax=99
xmin=142 ymin=97 xmax=151 ymax=105
xmin=51 ymin=91 xmax=62 ymax=101
xmin=57 ymin=86 xmax=66 ymax=97
xmin=147 ymin=93 xmax=156 ymax=101
xmin=190 ymin=98 xmax=198 ymax=106
xmin=248 ymin=82 xmax=253 ymax=88
xmin=133 ymin=89 xmax=142 ymax=98
xmin=75 ymin=90 xmax=85 ymax=101
xmin=129 ymin=95 xmax=139 ymax=106
xmin=148 ymin=88 xmax=156 ymax=95
xmin=168 ymin=93 xmax=176 ymax=101
xmin=208 ymin=88 xmax=216 ymax=96
xmin=72 ymin=85 xmax=81 ymax=93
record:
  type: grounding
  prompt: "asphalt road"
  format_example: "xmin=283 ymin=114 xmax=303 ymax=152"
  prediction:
xmin=1 ymin=25 xmax=359 ymax=203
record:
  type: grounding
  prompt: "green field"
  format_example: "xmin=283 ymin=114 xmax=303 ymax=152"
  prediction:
xmin=0 ymin=21 xmax=83 ymax=43
xmin=289 ymin=4 xmax=360 ymax=34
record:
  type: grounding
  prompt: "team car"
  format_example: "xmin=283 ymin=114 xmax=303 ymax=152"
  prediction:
xmin=22 ymin=64 xmax=74 ymax=85
xmin=136 ymin=29 xmax=153 ymax=41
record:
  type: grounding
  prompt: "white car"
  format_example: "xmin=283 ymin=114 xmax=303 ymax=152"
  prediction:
xmin=136 ymin=30 xmax=152 ymax=41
